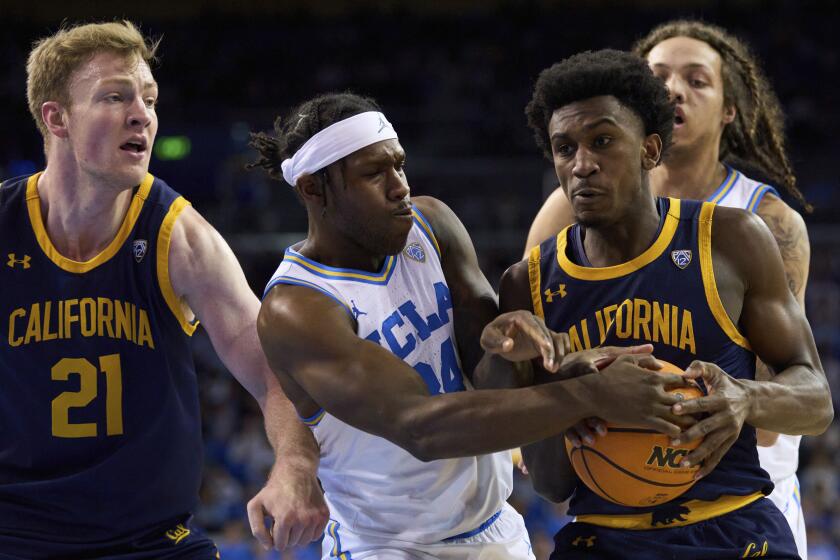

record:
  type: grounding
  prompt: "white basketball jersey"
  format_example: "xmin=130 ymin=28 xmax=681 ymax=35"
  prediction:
xmin=265 ymin=208 xmax=512 ymax=543
xmin=709 ymin=167 xmax=800 ymax=484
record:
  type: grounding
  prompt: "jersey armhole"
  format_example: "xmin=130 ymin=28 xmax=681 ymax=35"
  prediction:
xmin=528 ymin=244 xmax=544 ymax=319
xmin=698 ymin=202 xmax=751 ymax=350
xmin=156 ymin=196 xmax=199 ymax=336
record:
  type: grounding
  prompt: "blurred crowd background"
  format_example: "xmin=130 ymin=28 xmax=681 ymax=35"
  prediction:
xmin=2 ymin=1 xmax=839 ymax=558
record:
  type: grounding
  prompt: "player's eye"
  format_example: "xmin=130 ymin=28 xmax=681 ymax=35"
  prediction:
xmin=594 ymin=136 xmax=612 ymax=148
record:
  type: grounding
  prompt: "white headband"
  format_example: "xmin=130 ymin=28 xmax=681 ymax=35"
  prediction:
xmin=281 ymin=111 xmax=399 ymax=187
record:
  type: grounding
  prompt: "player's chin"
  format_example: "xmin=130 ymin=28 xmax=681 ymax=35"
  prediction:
xmin=382 ymin=231 xmax=412 ymax=255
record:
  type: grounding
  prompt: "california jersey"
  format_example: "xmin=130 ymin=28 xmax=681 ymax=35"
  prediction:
xmin=529 ymin=198 xmax=772 ymax=517
xmin=0 ymin=173 xmax=202 ymax=544
xmin=708 ymin=168 xmax=800 ymax=492
xmin=264 ymin=208 xmax=511 ymax=543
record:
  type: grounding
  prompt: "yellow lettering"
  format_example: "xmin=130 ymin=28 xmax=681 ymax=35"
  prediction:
xmin=679 ymin=309 xmax=696 ymax=354
xmin=114 ymin=301 xmax=131 ymax=340
xmin=57 ymin=300 xmax=64 ymax=339
xmin=24 ymin=303 xmax=42 ymax=345
xmin=64 ymin=299 xmax=79 ymax=339
xmin=633 ymin=298 xmax=652 ymax=341
xmin=580 ymin=318 xmax=592 ymax=349
xmin=130 ymin=302 xmax=137 ymax=343
xmin=602 ymin=304 xmax=618 ymax=340
xmin=8 ymin=308 xmax=25 ymax=346
xmin=79 ymin=298 xmax=96 ymax=337
xmin=43 ymin=301 xmax=57 ymax=341
xmin=98 ymin=298 xmax=115 ymax=338
xmin=671 ymin=305 xmax=679 ymax=347
xmin=595 ymin=309 xmax=607 ymax=344
xmin=137 ymin=309 xmax=155 ymax=349
xmin=568 ymin=325 xmax=584 ymax=352
xmin=652 ymin=302 xmax=670 ymax=344
xmin=615 ymin=299 xmax=633 ymax=339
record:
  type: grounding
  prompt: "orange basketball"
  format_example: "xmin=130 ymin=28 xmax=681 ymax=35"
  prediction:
xmin=565 ymin=360 xmax=704 ymax=507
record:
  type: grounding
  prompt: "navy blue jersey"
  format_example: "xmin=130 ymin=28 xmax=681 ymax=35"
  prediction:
xmin=529 ymin=198 xmax=772 ymax=518
xmin=0 ymin=173 xmax=203 ymax=545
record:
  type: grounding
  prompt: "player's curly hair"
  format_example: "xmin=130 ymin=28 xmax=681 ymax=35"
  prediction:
xmin=526 ymin=50 xmax=674 ymax=164
xmin=248 ymin=92 xmax=381 ymax=185
xmin=634 ymin=20 xmax=810 ymax=212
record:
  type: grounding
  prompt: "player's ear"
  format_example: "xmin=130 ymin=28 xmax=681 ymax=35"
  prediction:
xmin=42 ymin=101 xmax=70 ymax=140
xmin=641 ymin=133 xmax=662 ymax=170
xmin=722 ymin=103 xmax=736 ymax=125
xmin=297 ymin=173 xmax=325 ymax=208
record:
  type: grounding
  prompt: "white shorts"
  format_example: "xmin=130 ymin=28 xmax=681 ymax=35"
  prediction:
xmin=767 ymin=474 xmax=806 ymax=560
xmin=320 ymin=502 xmax=535 ymax=560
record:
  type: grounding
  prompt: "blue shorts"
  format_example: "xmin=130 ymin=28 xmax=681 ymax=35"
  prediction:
xmin=551 ymin=497 xmax=799 ymax=559
xmin=0 ymin=516 xmax=218 ymax=560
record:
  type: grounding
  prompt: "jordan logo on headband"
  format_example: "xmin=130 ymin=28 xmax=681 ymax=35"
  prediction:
xmin=378 ymin=115 xmax=389 ymax=133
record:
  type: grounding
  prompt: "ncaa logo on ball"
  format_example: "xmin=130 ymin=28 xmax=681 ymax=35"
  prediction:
xmin=671 ymin=249 xmax=692 ymax=269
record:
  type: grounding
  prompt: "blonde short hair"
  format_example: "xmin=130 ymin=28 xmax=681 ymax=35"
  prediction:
xmin=26 ymin=20 xmax=159 ymax=139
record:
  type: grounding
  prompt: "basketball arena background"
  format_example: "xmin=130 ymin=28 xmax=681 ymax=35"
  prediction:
xmin=2 ymin=1 xmax=838 ymax=558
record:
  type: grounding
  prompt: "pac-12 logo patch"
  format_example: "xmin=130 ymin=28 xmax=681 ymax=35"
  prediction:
xmin=132 ymin=239 xmax=148 ymax=263
xmin=671 ymin=249 xmax=692 ymax=269
xmin=404 ymin=242 xmax=426 ymax=263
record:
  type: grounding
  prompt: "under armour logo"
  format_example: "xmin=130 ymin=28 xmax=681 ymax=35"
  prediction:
xmin=164 ymin=523 xmax=191 ymax=545
xmin=544 ymin=284 xmax=566 ymax=303
xmin=571 ymin=535 xmax=596 ymax=548
xmin=351 ymin=300 xmax=367 ymax=320
xmin=6 ymin=253 xmax=31 ymax=269
xmin=378 ymin=115 xmax=390 ymax=133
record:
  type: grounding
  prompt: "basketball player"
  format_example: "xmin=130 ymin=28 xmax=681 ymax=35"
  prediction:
xmin=250 ymin=92 xmax=700 ymax=559
xmin=0 ymin=21 xmax=327 ymax=558
xmin=502 ymin=49 xmax=831 ymax=559
xmin=523 ymin=21 xmax=813 ymax=556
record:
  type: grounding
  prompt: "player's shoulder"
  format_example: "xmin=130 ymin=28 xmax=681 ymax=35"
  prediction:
xmin=754 ymin=191 xmax=808 ymax=242
xmin=0 ymin=174 xmax=34 ymax=208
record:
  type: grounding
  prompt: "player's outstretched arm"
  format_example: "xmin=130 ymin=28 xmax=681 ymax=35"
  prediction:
xmin=754 ymin=193 xmax=811 ymax=446
xmin=168 ymin=206 xmax=328 ymax=551
xmin=523 ymin=186 xmax=575 ymax=258
xmin=258 ymin=282 xmax=690 ymax=462
xmin=672 ymin=206 xmax=831 ymax=478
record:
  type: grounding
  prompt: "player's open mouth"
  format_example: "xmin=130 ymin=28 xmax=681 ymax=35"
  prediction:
xmin=120 ymin=139 xmax=148 ymax=153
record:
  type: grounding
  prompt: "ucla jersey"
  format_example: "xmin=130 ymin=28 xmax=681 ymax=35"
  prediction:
xmin=706 ymin=165 xmax=778 ymax=212
xmin=264 ymin=208 xmax=511 ymax=544
xmin=529 ymin=198 xmax=772 ymax=518
xmin=0 ymin=173 xmax=202 ymax=544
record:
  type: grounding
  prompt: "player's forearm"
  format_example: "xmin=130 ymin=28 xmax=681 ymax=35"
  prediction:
xmin=472 ymin=352 xmax=534 ymax=389
xmin=397 ymin=376 xmax=596 ymax=461
xmin=261 ymin=386 xmax=320 ymax=473
xmin=745 ymin=366 xmax=833 ymax=435
xmin=522 ymin=434 xmax=577 ymax=503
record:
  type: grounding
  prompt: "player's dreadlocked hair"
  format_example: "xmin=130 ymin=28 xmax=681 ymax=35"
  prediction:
xmin=634 ymin=20 xmax=811 ymax=212
xmin=526 ymin=49 xmax=674 ymax=164
xmin=248 ymin=92 xmax=381 ymax=185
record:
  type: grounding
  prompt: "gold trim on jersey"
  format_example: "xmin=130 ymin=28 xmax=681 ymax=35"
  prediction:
xmin=528 ymin=245 xmax=545 ymax=319
xmin=575 ymin=492 xmax=763 ymax=530
xmin=698 ymin=203 xmax=751 ymax=350
xmin=556 ymin=199 xmax=681 ymax=280
xmin=26 ymin=173 xmax=153 ymax=273
xmin=156 ymin=197 xmax=198 ymax=336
